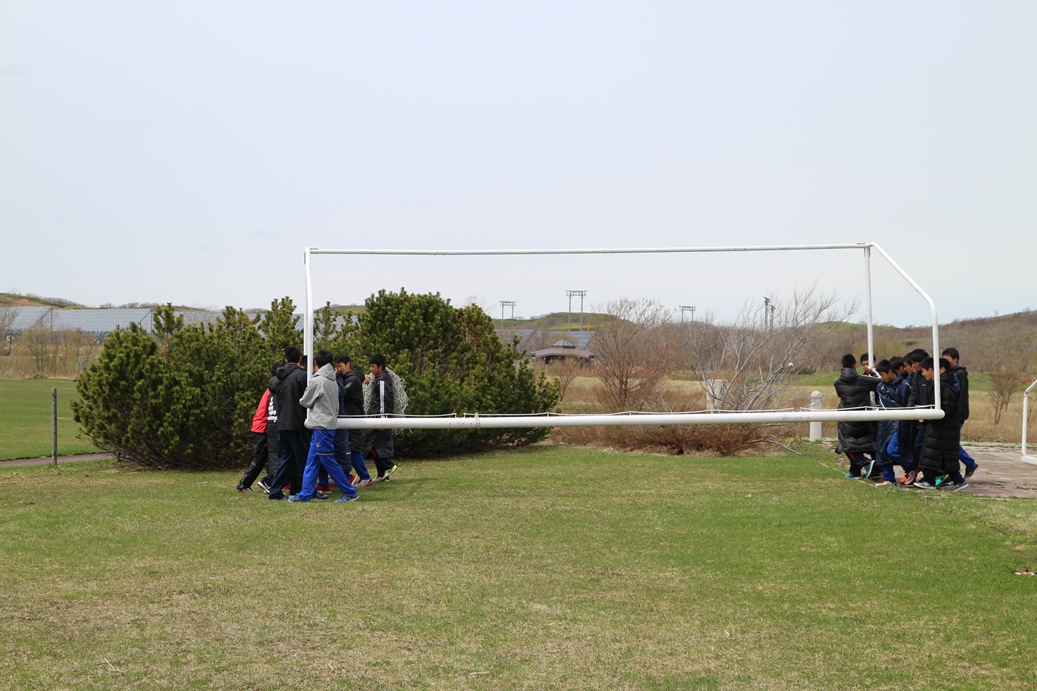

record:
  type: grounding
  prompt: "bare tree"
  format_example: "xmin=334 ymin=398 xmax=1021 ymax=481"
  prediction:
xmin=590 ymin=299 xmax=672 ymax=411
xmin=695 ymin=286 xmax=853 ymax=412
xmin=0 ymin=305 xmax=14 ymax=356
xmin=21 ymin=317 xmax=58 ymax=377
xmin=60 ymin=329 xmax=100 ymax=377
xmin=546 ymin=356 xmax=584 ymax=402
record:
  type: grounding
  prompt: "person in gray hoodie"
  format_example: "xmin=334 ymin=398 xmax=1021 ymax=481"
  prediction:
xmin=288 ymin=349 xmax=359 ymax=504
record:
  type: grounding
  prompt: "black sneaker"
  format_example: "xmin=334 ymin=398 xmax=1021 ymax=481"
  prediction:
xmin=951 ymin=481 xmax=970 ymax=492
xmin=964 ymin=464 xmax=978 ymax=480
xmin=914 ymin=480 xmax=936 ymax=490
xmin=257 ymin=479 xmax=271 ymax=493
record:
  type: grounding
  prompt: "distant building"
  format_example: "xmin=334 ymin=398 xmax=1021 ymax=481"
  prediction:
xmin=529 ymin=338 xmax=594 ymax=365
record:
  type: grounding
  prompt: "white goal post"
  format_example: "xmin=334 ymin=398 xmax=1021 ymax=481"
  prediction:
xmin=1023 ymin=379 xmax=1037 ymax=465
xmin=302 ymin=242 xmax=946 ymax=430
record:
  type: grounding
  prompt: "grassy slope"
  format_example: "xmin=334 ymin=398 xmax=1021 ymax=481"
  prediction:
xmin=1 ymin=447 xmax=1035 ymax=689
xmin=0 ymin=378 xmax=98 ymax=459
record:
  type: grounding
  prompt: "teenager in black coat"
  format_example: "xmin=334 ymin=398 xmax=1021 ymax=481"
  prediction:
xmin=915 ymin=357 xmax=966 ymax=490
xmin=834 ymin=354 xmax=880 ymax=479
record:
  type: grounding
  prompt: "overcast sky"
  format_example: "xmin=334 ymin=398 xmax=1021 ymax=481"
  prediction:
xmin=2 ymin=2 xmax=1034 ymax=327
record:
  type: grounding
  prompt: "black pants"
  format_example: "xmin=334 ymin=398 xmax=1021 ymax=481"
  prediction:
xmin=846 ymin=451 xmax=873 ymax=477
xmin=267 ymin=429 xmax=309 ymax=499
xmin=237 ymin=431 xmax=269 ymax=489
xmin=266 ymin=424 xmax=278 ymax=471
xmin=366 ymin=447 xmax=395 ymax=476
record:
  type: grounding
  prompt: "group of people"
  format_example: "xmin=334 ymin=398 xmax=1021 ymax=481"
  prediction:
xmin=835 ymin=347 xmax=977 ymax=491
xmin=235 ymin=346 xmax=399 ymax=503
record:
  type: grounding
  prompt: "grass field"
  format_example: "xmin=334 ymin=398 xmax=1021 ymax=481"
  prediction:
xmin=0 ymin=378 xmax=99 ymax=460
xmin=2 ymin=446 xmax=1036 ymax=689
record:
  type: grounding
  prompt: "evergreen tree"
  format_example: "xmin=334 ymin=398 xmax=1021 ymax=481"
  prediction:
xmin=73 ymin=310 xmax=269 ymax=470
xmin=258 ymin=297 xmax=301 ymax=360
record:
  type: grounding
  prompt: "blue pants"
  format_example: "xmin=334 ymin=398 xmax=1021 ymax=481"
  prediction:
xmin=318 ymin=428 xmax=370 ymax=485
xmin=351 ymin=450 xmax=370 ymax=480
xmin=298 ymin=430 xmax=358 ymax=501
xmin=958 ymin=423 xmax=976 ymax=469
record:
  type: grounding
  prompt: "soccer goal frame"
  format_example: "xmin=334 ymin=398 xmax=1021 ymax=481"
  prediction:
xmin=302 ymin=242 xmax=945 ymax=430
xmin=1023 ymin=379 xmax=1037 ymax=465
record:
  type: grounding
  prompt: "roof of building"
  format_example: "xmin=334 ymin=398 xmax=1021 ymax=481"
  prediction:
xmin=530 ymin=346 xmax=594 ymax=360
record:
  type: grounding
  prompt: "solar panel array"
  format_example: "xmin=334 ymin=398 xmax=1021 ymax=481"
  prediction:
xmin=2 ymin=307 xmax=223 ymax=338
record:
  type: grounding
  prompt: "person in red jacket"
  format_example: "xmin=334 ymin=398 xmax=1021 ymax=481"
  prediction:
xmin=236 ymin=362 xmax=280 ymax=492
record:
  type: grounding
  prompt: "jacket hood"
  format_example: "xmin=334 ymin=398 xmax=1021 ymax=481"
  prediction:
xmin=838 ymin=368 xmax=860 ymax=383
xmin=275 ymin=363 xmax=301 ymax=379
xmin=316 ymin=363 xmax=336 ymax=381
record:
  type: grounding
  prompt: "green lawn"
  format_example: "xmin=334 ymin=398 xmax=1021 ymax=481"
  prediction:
xmin=2 ymin=446 xmax=1036 ymax=689
xmin=0 ymin=378 xmax=99 ymax=460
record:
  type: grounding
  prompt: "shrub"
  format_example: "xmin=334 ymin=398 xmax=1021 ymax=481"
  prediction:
xmin=73 ymin=306 xmax=269 ymax=470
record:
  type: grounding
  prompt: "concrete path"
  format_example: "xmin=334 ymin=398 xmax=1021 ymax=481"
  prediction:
xmin=0 ymin=453 xmax=112 ymax=468
xmin=958 ymin=443 xmax=1037 ymax=499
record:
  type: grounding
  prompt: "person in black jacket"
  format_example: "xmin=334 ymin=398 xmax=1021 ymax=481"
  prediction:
xmin=914 ymin=357 xmax=967 ymax=490
xmin=904 ymin=349 xmax=932 ymax=478
xmin=874 ymin=359 xmax=911 ymax=486
xmin=266 ymin=346 xmax=310 ymax=500
xmin=834 ymin=354 xmax=880 ymax=479
xmin=334 ymin=354 xmax=372 ymax=487
xmin=365 ymin=354 xmax=398 ymax=481
xmin=942 ymin=347 xmax=979 ymax=479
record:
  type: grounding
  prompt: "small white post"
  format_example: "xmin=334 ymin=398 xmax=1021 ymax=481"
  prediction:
xmin=809 ymin=391 xmax=823 ymax=441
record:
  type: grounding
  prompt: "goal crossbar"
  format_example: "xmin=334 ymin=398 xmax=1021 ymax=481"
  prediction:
xmin=303 ymin=241 xmax=944 ymax=428
xmin=335 ymin=408 xmax=945 ymax=431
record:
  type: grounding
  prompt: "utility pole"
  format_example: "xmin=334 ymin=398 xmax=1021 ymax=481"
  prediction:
xmin=499 ymin=300 xmax=516 ymax=329
xmin=769 ymin=302 xmax=775 ymax=331
xmin=566 ymin=289 xmax=587 ymax=332
xmin=679 ymin=305 xmax=696 ymax=323
xmin=763 ymin=296 xmax=770 ymax=331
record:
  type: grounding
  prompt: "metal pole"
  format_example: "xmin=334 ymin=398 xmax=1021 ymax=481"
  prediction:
xmin=864 ymin=246 xmax=875 ymax=372
xmin=867 ymin=243 xmax=941 ymax=416
xmin=51 ymin=387 xmax=58 ymax=466
xmin=304 ymin=247 xmax=314 ymax=383
xmin=336 ymin=406 xmax=947 ymax=431
xmin=1023 ymin=379 xmax=1037 ymax=464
